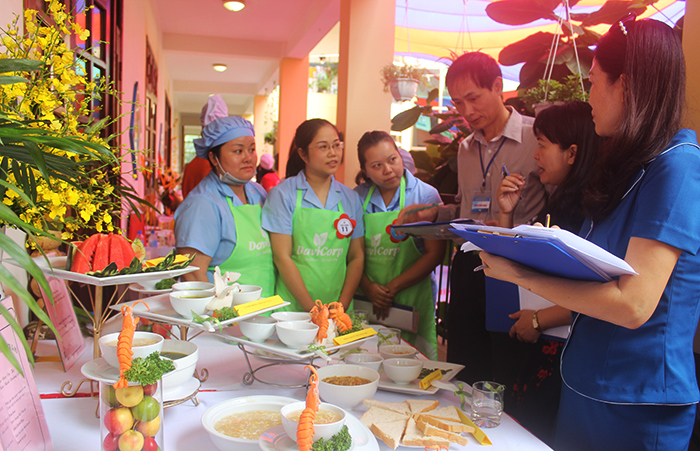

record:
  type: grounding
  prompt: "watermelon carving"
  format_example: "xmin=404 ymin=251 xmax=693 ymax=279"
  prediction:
xmin=71 ymin=233 xmax=137 ymax=274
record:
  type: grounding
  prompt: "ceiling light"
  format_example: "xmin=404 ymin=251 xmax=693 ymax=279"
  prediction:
xmin=213 ymin=64 xmax=227 ymax=72
xmin=223 ymin=0 xmax=245 ymax=12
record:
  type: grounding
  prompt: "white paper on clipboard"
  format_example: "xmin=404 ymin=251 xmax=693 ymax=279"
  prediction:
xmin=518 ymin=288 xmax=571 ymax=340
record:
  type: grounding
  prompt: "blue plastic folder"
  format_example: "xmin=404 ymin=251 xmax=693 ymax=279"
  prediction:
xmin=450 ymin=228 xmax=608 ymax=282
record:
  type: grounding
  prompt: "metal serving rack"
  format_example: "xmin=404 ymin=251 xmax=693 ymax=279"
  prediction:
xmin=235 ymin=342 xmax=321 ymax=387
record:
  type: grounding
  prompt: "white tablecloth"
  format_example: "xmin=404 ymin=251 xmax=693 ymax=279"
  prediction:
xmin=34 ymin=323 xmax=553 ymax=451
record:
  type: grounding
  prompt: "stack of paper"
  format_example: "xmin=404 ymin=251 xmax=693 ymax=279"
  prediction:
xmin=450 ymin=223 xmax=637 ymax=282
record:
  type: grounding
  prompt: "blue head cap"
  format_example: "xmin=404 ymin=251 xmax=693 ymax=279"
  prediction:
xmin=194 ymin=116 xmax=255 ymax=159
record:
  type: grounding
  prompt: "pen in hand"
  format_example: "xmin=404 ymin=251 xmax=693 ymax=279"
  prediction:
xmin=404 ymin=202 xmax=442 ymax=216
xmin=502 ymin=164 xmax=510 ymax=178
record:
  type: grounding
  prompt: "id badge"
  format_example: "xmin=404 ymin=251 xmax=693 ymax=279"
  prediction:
xmin=472 ymin=190 xmax=491 ymax=213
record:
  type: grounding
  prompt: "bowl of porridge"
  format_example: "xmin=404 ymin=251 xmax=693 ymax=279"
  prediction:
xmin=201 ymin=395 xmax=298 ymax=450
xmin=98 ymin=331 xmax=164 ymax=369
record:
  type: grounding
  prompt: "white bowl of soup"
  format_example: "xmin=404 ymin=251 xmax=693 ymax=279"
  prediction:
xmin=271 ymin=312 xmax=312 ymax=323
xmin=280 ymin=401 xmax=346 ymax=443
xmin=316 ymin=364 xmax=379 ymax=410
xmin=378 ymin=344 xmax=419 ymax=360
xmin=230 ymin=285 xmax=263 ymax=306
xmin=169 ymin=290 xmax=214 ymax=319
xmin=171 ymin=281 xmax=215 ymax=293
xmin=161 ymin=339 xmax=199 ymax=392
xmin=275 ymin=321 xmax=318 ymax=349
xmin=344 ymin=352 xmax=383 ymax=372
xmin=201 ymin=395 xmax=298 ymax=450
xmin=238 ymin=316 xmax=277 ymax=343
xmin=98 ymin=331 xmax=164 ymax=369
xmin=383 ymin=358 xmax=423 ymax=385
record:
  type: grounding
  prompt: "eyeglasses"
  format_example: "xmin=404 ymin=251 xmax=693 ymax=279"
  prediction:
xmin=312 ymin=141 xmax=344 ymax=153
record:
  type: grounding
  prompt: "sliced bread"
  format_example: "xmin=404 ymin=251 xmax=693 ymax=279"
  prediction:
xmin=415 ymin=416 xmax=469 ymax=446
xmin=407 ymin=399 xmax=440 ymax=414
xmin=421 ymin=405 xmax=462 ymax=422
xmin=362 ymin=399 xmax=411 ymax=415
xmin=415 ymin=413 xmax=475 ymax=434
xmin=360 ymin=406 xmax=410 ymax=428
xmin=401 ymin=417 xmax=452 ymax=448
xmin=370 ymin=418 xmax=408 ymax=450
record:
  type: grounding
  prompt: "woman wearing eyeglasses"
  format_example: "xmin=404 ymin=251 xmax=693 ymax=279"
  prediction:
xmin=262 ymin=119 xmax=364 ymax=313
xmin=479 ymin=16 xmax=700 ymax=450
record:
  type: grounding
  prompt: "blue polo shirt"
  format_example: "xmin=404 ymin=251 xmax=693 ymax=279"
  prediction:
xmin=174 ymin=172 xmax=267 ymax=267
xmin=261 ymin=171 xmax=364 ymax=239
xmin=562 ymin=129 xmax=700 ymax=405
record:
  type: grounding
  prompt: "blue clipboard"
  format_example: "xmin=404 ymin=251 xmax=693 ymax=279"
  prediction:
xmin=450 ymin=228 xmax=608 ymax=282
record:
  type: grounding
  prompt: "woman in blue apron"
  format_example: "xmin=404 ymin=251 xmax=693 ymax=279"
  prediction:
xmin=354 ymin=131 xmax=444 ymax=360
xmin=175 ymin=114 xmax=275 ymax=297
xmin=480 ymin=17 xmax=700 ymax=450
xmin=262 ymin=119 xmax=364 ymax=312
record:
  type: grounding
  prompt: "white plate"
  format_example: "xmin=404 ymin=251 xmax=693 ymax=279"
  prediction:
xmin=129 ymin=283 xmax=173 ymax=295
xmin=81 ymin=357 xmax=119 ymax=384
xmin=377 ymin=361 xmax=465 ymax=396
xmin=220 ymin=331 xmax=373 ymax=361
xmin=258 ymin=411 xmax=378 ymax=451
xmin=81 ymin=357 xmax=197 ymax=402
xmin=110 ymin=296 xmax=290 ymax=333
xmin=5 ymin=256 xmax=197 ymax=287
xmin=163 ymin=376 xmax=200 ymax=403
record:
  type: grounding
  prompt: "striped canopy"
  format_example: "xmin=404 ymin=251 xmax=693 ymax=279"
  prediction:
xmin=394 ymin=0 xmax=686 ymax=84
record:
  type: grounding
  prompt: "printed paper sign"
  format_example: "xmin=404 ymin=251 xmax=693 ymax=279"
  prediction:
xmin=0 ymin=297 xmax=53 ymax=450
xmin=40 ymin=277 xmax=85 ymax=371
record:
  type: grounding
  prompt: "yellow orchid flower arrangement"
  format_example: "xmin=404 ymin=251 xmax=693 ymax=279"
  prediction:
xmin=1 ymin=0 xmax=138 ymax=242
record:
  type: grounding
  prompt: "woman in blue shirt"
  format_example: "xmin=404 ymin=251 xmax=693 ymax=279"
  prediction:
xmin=480 ymin=17 xmax=700 ymax=450
xmin=354 ymin=131 xmax=444 ymax=359
xmin=262 ymin=119 xmax=364 ymax=312
xmin=175 ymin=116 xmax=275 ymax=296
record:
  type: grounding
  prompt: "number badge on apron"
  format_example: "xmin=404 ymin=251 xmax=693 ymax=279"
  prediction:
xmin=334 ymin=213 xmax=356 ymax=239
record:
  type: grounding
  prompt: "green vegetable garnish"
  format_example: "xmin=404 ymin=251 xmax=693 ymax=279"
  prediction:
xmin=124 ymin=352 xmax=175 ymax=386
xmin=419 ymin=368 xmax=448 ymax=379
xmin=312 ymin=425 xmax=351 ymax=451
xmin=307 ymin=344 xmax=328 ymax=356
xmin=454 ymin=381 xmax=471 ymax=412
xmin=338 ymin=315 xmax=364 ymax=336
xmin=155 ymin=278 xmax=177 ymax=290
xmin=191 ymin=307 xmax=238 ymax=331
xmin=339 ymin=348 xmax=364 ymax=359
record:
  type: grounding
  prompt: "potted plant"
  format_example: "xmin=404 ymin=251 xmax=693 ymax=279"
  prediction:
xmin=522 ymin=75 xmax=589 ymax=115
xmin=380 ymin=63 xmax=426 ymax=102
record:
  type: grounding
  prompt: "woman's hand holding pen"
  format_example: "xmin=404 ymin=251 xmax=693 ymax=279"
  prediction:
xmin=496 ymin=174 xmax=525 ymax=215
xmin=396 ymin=203 xmax=439 ymax=225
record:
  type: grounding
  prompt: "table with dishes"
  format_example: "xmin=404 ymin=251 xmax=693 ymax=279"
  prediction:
xmin=33 ymin=311 xmax=553 ymax=451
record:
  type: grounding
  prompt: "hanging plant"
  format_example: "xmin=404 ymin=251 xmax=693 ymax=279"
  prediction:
xmin=485 ymin=0 xmax=670 ymax=91
xmin=380 ymin=63 xmax=426 ymax=101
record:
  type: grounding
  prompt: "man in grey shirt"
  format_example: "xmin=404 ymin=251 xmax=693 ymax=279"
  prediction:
xmin=401 ymin=51 xmax=546 ymax=382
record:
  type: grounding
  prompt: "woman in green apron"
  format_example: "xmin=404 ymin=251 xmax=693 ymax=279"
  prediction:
xmin=174 ymin=113 xmax=275 ymax=296
xmin=262 ymin=119 xmax=365 ymax=312
xmin=354 ymin=131 xmax=445 ymax=360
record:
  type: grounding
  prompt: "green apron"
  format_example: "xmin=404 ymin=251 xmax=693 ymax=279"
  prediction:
xmin=208 ymin=197 xmax=275 ymax=298
xmin=362 ymin=177 xmax=438 ymax=360
xmin=275 ymin=189 xmax=354 ymax=312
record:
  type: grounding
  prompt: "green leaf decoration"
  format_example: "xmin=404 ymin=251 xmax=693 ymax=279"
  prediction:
xmin=485 ymin=0 xmax=562 ymax=26
xmin=579 ymin=1 xmax=647 ymax=27
xmin=390 ymin=106 xmax=423 ymax=132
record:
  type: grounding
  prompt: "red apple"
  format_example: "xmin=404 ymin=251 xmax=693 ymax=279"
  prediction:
xmin=118 ymin=430 xmax=145 ymax=451
xmin=136 ymin=415 xmax=161 ymax=437
xmin=103 ymin=407 xmax=133 ymax=435
xmin=102 ymin=432 xmax=119 ymax=451
xmin=115 ymin=385 xmax=144 ymax=407
xmin=143 ymin=382 xmax=158 ymax=396
xmin=142 ymin=437 xmax=159 ymax=451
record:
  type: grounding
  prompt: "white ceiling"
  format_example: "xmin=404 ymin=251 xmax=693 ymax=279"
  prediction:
xmin=153 ymin=0 xmax=341 ymax=117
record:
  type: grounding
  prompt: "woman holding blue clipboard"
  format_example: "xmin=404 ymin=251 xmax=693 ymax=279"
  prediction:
xmin=480 ymin=16 xmax=700 ymax=450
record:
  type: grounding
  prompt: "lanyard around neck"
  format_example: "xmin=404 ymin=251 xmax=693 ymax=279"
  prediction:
xmin=478 ymin=137 xmax=507 ymax=188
